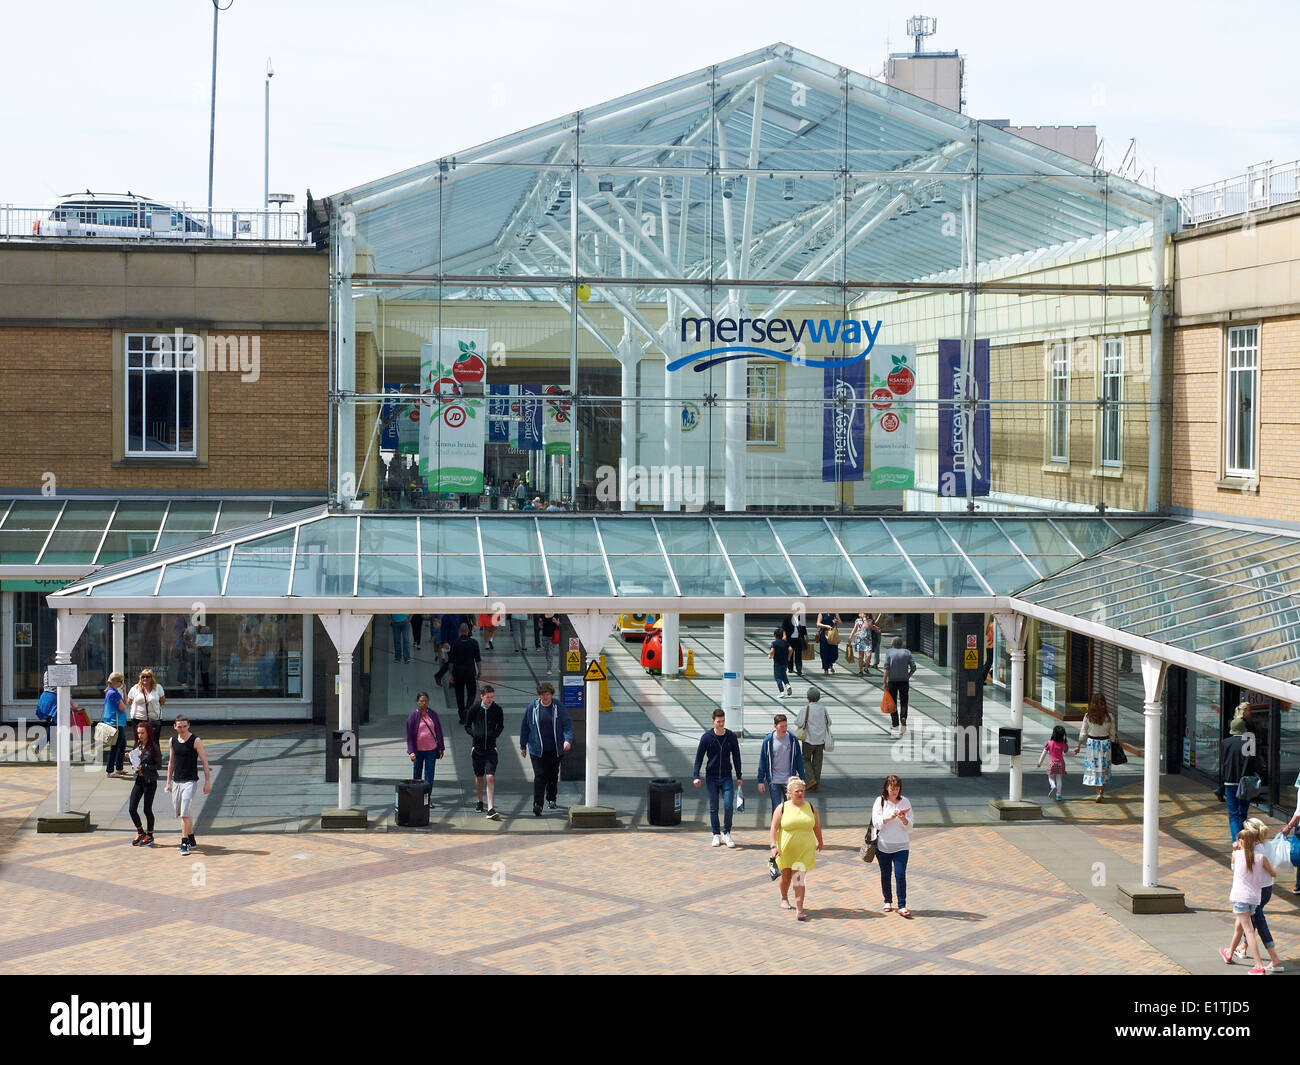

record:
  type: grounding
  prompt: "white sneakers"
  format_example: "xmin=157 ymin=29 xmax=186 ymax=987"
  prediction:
xmin=711 ymin=834 xmax=722 ymax=847
xmin=722 ymin=832 xmax=736 ymax=848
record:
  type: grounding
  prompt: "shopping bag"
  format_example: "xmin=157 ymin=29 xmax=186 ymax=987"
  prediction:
xmin=1266 ymin=833 xmax=1294 ymax=873
xmin=881 ymin=687 xmax=896 ymax=716
xmin=827 ymin=626 xmax=841 ymax=646
xmin=824 ymin=717 xmax=835 ymax=753
xmin=845 ymin=644 xmax=854 ymax=663
xmin=70 ymin=708 xmax=90 ymax=734
xmin=1290 ymin=831 xmax=1300 ymax=868
xmin=802 ymin=643 xmax=815 ymax=661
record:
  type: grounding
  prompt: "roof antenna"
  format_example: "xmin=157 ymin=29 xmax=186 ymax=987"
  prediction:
xmin=906 ymin=14 xmax=937 ymax=55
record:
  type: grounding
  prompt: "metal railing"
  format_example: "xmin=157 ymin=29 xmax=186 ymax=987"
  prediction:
xmin=1181 ymin=159 xmax=1300 ymax=226
xmin=0 ymin=201 xmax=308 ymax=243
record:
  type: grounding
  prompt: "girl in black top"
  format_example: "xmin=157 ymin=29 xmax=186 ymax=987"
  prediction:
xmin=129 ymin=721 xmax=161 ymax=847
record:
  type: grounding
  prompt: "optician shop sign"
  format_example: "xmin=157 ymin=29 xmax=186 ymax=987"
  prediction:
xmin=670 ymin=315 xmax=884 ymax=372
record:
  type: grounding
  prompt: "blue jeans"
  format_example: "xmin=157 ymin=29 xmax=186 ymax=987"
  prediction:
xmin=1252 ymin=884 xmax=1275 ymax=948
xmin=773 ymin=662 xmax=789 ymax=695
xmin=878 ymin=847 xmax=909 ymax=907
xmin=1225 ymin=784 xmax=1245 ymax=844
xmin=392 ymin=621 xmax=411 ymax=662
xmin=413 ymin=750 xmax=437 ymax=786
xmin=705 ymin=776 xmax=735 ymax=835
xmin=768 ymin=782 xmax=787 ymax=813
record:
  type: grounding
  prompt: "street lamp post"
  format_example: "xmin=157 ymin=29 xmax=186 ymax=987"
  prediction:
xmin=206 ymin=0 xmax=235 ymax=238
xmin=264 ymin=58 xmax=274 ymax=214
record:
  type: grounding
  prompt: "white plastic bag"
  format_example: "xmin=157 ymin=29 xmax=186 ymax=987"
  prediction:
xmin=1266 ymin=832 xmax=1294 ymax=873
xmin=734 ymin=784 xmax=745 ymax=812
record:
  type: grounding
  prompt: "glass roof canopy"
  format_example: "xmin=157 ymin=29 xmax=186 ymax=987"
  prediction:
xmin=49 ymin=509 xmax=1156 ymax=610
xmin=331 ymin=42 xmax=1172 ymax=298
xmin=0 ymin=497 xmax=322 ymax=576
xmin=1016 ymin=521 xmax=1300 ymax=685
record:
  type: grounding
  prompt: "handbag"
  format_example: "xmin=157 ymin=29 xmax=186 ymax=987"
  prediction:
xmin=1110 ymin=740 xmax=1128 ymax=766
xmin=859 ymin=819 xmax=878 ymax=864
xmin=94 ymin=721 xmax=118 ymax=747
xmin=845 ymin=643 xmax=854 ymax=663
xmin=881 ymin=687 xmax=896 ymax=715
xmin=794 ymin=705 xmax=809 ymax=742
xmin=1238 ymin=773 xmax=1262 ymax=804
xmin=826 ymin=626 xmax=841 ymax=647
xmin=1289 ymin=831 xmax=1300 ymax=868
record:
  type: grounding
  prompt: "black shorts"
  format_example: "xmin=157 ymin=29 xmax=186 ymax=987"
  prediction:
xmin=471 ymin=748 xmax=499 ymax=777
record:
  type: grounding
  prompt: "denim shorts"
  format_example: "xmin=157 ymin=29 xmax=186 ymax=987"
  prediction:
xmin=1232 ymin=901 xmax=1255 ymax=914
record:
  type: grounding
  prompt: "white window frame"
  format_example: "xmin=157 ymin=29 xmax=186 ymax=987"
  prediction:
xmin=125 ymin=332 xmax=198 ymax=458
xmin=1225 ymin=325 xmax=1260 ymax=478
xmin=746 ymin=362 xmax=781 ymax=446
xmin=1047 ymin=342 xmax=1069 ymax=463
xmin=1099 ymin=336 xmax=1123 ymax=468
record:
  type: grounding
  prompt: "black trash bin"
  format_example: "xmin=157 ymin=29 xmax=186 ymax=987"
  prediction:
xmin=395 ymin=780 xmax=431 ymax=827
xmin=647 ymin=778 xmax=682 ymax=826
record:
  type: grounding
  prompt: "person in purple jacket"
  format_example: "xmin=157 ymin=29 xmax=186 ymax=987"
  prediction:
xmin=406 ymin=692 xmax=444 ymax=789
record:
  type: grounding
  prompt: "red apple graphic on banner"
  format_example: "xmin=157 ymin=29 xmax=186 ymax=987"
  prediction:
xmin=881 ymin=411 xmax=900 ymax=433
xmin=887 ymin=353 xmax=914 ymax=396
xmin=432 ymin=376 xmax=460 ymax=397
xmin=451 ymin=340 xmax=486 ymax=384
xmin=871 ymin=387 xmax=893 ymax=411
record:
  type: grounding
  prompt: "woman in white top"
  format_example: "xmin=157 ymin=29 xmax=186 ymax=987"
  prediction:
xmin=1220 ymin=824 xmax=1273 ymax=974
xmin=1228 ymin=818 xmax=1284 ymax=971
xmin=871 ymin=774 xmax=913 ymax=918
xmin=125 ymin=668 xmax=166 ymax=730
xmin=1073 ymin=694 xmax=1118 ymax=803
xmin=797 ymin=687 xmax=831 ymax=792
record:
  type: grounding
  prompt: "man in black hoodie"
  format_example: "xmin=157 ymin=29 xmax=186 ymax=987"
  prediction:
xmin=436 ymin=622 xmax=482 ymax=724
xmin=692 ymin=708 xmax=744 ymax=848
xmin=464 ymin=685 xmax=504 ymax=820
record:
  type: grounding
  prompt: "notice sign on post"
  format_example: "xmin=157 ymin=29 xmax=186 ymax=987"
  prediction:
xmin=45 ymin=664 xmax=77 ymax=687
xmin=565 ymin=650 xmax=582 ymax=672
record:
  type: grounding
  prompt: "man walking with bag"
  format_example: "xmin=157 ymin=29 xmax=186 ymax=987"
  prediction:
xmin=797 ymin=687 xmax=831 ymax=792
xmin=883 ymin=637 xmax=916 ymax=734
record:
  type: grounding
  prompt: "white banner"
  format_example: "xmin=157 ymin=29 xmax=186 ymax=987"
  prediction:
xmin=869 ymin=344 xmax=916 ymax=491
xmin=419 ymin=330 xmax=489 ymax=493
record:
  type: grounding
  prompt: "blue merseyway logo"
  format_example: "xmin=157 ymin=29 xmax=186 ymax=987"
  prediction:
xmin=670 ymin=316 xmax=883 ymax=372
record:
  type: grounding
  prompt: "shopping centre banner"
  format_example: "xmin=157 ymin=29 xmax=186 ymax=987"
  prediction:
xmin=419 ymin=329 xmax=488 ymax=493
xmin=937 ymin=338 xmax=991 ymax=497
xmin=822 ymin=357 xmax=866 ymax=482
xmin=868 ymin=344 xmax=917 ymax=490
xmin=512 ymin=385 xmax=543 ymax=451
xmin=542 ymin=385 xmax=572 ymax=456
xmin=488 ymin=384 xmax=512 ymax=443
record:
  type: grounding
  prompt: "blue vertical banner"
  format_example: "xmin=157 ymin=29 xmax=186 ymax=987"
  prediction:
xmin=938 ymin=338 xmax=991 ymax=497
xmin=822 ymin=357 xmax=867 ymax=482
xmin=516 ymin=384 xmax=543 ymax=452
xmin=488 ymin=384 xmax=512 ymax=443
xmin=381 ymin=384 xmax=403 ymax=450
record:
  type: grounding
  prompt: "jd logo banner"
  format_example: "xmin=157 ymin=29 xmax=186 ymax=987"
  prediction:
xmin=671 ymin=316 xmax=884 ymax=372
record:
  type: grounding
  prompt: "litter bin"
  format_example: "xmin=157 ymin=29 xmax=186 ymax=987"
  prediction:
xmin=395 ymin=780 xmax=431 ymax=827
xmin=647 ymin=777 xmax=682 ymax=826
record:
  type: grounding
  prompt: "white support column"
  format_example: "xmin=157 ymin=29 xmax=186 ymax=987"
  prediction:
xmin=568 ymin=612 xmax=618 ymax=812
xmin=337 ymin=225 xmax=357 ymax=507
xmin=661 ymin=296 xmax=680 ymax=677
xmin=54 ymin=610 xmax=92 ymax=816
xmin=618 ymin=336 xmax=642 ymax=512
xmin=1146 ymin=201 xmax=1174 ymax=512
xmin=111 ymin=613 xmax=125 ymax=677
xmin=724 ymin=340 xmax=747 ymax=734
xmin=1139 ymin=654 xmax=1168 ymax=888
xmin=318 ymin=612 xmax=372 ymax=818
xmin=994 ymin=612 xmax=1027 ymax=802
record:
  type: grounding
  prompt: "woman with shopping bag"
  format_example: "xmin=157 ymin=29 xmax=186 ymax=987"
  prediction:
xmin=816 ymin=612 xmax=842 ymax=675
xmin=99 ymin=672 xmax=128 ymax=778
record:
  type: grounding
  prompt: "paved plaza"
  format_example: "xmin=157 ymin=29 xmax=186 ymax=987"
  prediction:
xmin=2 ymin=624 xmax=1296 ymax=975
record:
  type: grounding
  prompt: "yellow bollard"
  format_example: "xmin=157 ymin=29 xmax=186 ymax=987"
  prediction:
xmin=598 ymin=653 xmax=612 ymax=712
xmin=683 ymin=648 xmax=698 ymax=678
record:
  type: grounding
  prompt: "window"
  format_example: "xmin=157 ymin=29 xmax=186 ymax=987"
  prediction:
xmin=126 ymin=333 xmax=197 ymax=456
xmin=746 ymin=363 xmax=780 ymax=445
xmin=1048 ymin=342 xmax=1069 ymax=462
xmin=1225 ymin=325 xmax=1259 ymax=477
xmin=1100 ymin=337 xmax=1123 ymax=467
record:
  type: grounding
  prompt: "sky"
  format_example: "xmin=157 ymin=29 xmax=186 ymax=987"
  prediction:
xmin=1 ymin=0 xmax=1296 ymax=211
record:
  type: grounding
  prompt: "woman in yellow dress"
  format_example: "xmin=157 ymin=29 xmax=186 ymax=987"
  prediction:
xmin=768 ymin=776 xmax=824 ymax=920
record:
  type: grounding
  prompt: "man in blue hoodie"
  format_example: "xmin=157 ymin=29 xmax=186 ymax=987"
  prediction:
xmin=692 ymin=708 xmax=743 ymax=848
xmin=520 ymin=681 xmax=572 ymax=816
xmin=757 ymin=713 xmax=805 ymax=813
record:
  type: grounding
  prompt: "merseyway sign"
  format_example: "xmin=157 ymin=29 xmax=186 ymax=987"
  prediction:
xmin=670 ymin=315 xmax=884 ymax=372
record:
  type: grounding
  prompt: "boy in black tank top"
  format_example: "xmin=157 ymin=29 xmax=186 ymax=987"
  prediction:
xmin=165 ymin=715 xmax=212 ymax=856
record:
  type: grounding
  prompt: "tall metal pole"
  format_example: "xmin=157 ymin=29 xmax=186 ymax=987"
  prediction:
xmin=206 ymin=0 xmax=233 ymax=238
xmin=264 ymin=59 xmax=274 ymax=213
